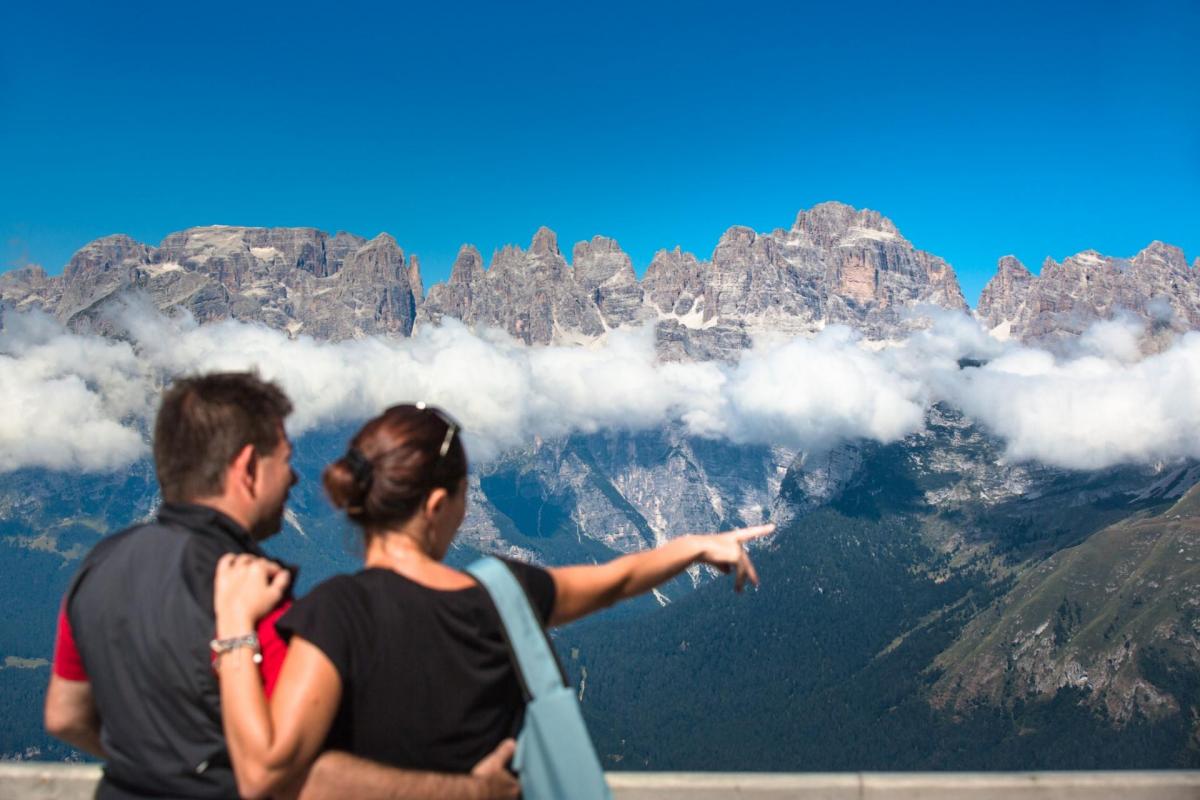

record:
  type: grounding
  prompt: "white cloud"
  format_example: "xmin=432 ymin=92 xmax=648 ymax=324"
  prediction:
xmin=942 ymin=330 xmax=1200 ymax=470
xmin=701 ymin=326 xmax=927 ymax=451
xmin=0 ymin=311 xmax=151 ymax=471
xmin=1 ymin=303 xmax=1199 ymax=474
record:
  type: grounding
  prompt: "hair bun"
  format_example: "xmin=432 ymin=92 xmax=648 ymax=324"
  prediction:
xmin=322 ymin=456 xmax=369 ymax=514
xmin=343 ymin=448 xmax=374 ymax=490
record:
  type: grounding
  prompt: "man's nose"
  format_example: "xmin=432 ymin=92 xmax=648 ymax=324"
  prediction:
xmin=289 ymin=469 xmax=298 ymax=488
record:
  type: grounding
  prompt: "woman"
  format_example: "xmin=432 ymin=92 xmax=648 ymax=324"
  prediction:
xmin=213 ymin=404 xmax=772 ymax=798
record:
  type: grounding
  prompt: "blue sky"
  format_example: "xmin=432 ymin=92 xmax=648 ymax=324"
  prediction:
xmin=2 ymin=0 xmax=1197 ymax=304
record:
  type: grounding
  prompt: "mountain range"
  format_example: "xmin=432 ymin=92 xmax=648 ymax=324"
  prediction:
xmin=6 ymin=201 xmax=1195 ymax=357
xmin=1 ymin=202 xmax=1198 ymax=767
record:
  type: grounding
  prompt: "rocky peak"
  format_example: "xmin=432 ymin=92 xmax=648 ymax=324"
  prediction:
xmin=1061 ymin=250 xmax=1118 ymax=271
xmin=419 ymin=247 xmax=485 ymax=333
xmin=1132 ymin=241 xmax=1189 ymax=275
xmin=523 ymin=228 xmax=570 ymax=285
xmin=977 ymin=241 xmax=1200 ymax=347
xmin=418 ymin=227 xmax=600 ymax=345
xmin=572 ymin=236 xmax=645 ymax=329
xmin=340 ymin=233 xmax=406 ymax=281
xmin=156 ymin=226 xmax=334 ymax=292
xmin=530 ymin=226 xmax=559 ymax=257
xmin=329 ymin=233 xmax=419 ymax=337
xmin=326 ymin=231 xmax=368 ymax=278
xmin=716 ymin=225 xmax=758 ymax=249
xmin=0 ymin=265 xmax=60 ymax=316
xmin=448 ymin=245 xmax=486 ymax=286
xmin=0 ymin=264 xmax=49 ymax=288
xmin=644 ymin=246 xmax=700 ymax=278
xmin=362 ymin=231 xmax=400 ymax=252
xmin=997 ymin=255 xmax=1032 ymax=278
xmin=977 ymin=256 xmax=1035 ymax=334
xmin=793 ymin=201 xmax=900 ymax=248
xmin=408 ymin=255 xmax=424 ymax=301
xmin=642 ymin=247 xmax=707 ymax=317
xmin=572 ymin=235 xmax=636 ymax=291
xmin=487 ymin=228 xmax=569 ymax=285
xmin=63 ymin=235 xmax=152 ymax=284
xmin=57 ymin=235 xmax=156 ymax=325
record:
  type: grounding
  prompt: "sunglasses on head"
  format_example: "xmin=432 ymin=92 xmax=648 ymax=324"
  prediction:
xmin=391 ymin=402 xmax=461 ymax=468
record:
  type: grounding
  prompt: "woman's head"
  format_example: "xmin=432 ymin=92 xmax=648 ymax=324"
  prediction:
xmin=324 ymin=404 xmax=468 ymax=552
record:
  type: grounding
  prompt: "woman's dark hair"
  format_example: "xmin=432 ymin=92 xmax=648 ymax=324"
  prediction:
xmin=323 ymin=404 xmax=467 ymax=534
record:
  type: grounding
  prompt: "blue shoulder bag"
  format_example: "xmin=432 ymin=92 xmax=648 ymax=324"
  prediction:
xmin=466 ymin=557 xmax=612 ymax=800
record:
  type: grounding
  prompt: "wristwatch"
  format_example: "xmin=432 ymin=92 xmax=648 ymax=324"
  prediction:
xmin=210 ymin=633 xmax=263 ymax=665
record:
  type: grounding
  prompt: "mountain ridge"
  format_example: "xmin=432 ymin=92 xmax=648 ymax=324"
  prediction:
xmin=5 ymin=201 xmax=1193 ymax=355
xmin=0 ymin=202 xmax=958 ymax=357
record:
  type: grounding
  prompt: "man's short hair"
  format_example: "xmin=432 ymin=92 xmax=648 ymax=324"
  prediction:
xmin=153 ymin=372 xmax=294 ymax=503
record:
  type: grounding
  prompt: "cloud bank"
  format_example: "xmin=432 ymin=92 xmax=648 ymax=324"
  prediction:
xmin=1 ymin=301 xmax=1198 ymax=474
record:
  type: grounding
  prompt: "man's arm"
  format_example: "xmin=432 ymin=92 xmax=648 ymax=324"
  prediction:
xmin=297 ymin=741 xmax=518 ymax=800
xmin=44 ymin=674 xmax=106 ymax=758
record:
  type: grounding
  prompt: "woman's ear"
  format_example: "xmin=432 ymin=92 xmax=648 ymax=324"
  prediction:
xmin=424 ymin=487 xmax=448 ymax=519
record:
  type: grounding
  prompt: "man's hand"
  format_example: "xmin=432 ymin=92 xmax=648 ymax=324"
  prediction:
xmin=470 ymin=738 xmax=519 ymax=800
xmin=297 ymin=745 xmax=520 ymax=800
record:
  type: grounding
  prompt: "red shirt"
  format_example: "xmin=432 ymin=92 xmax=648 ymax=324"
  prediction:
xmin=53 ymin=600 xmax=292 ymax=696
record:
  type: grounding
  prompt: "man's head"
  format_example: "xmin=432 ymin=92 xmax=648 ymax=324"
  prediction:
xmin=154 ymin=372 xmax=296 ymax=540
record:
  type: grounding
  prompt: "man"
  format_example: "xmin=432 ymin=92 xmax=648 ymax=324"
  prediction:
xmin=45 ymin=372 xmax=517 ymax=799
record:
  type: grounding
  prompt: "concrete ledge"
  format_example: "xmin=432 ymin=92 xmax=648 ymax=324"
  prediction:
xmin=606 ymin=771 xmax=1200 ymax=799
xmin=2 ymin=764 xmax=1199 ymax=799
xmin=0 ymin=763 xmax=102 ymax=800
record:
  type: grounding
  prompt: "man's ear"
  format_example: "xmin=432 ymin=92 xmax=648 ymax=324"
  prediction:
xmin=228 ymin=443 xmax=258 ymax=498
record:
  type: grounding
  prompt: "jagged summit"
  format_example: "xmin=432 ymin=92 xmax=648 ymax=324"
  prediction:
xmin=0 ymin=204 xmax=970 ymax=354
xmin=418 ymin=203 xmax=969 ymax=352
xmin=11 ymin=225 xmax=422 ymax=339
xmin=12 ymin=202 xmax=1192 ymax=356
xmin=977 ymin=240 xmax=1199 ymax=345
xmin=996 ymin=255 xmax=1031 ymax=274
xmin=529 ymin=226 xmax=559 ymax=256
xmin=448 ymin=245 xmax=486 ymax=285
xmin=792 ymin=201 xmax=900 ymax=247
xmin=363 ymin=232 xmax=401 ymax=250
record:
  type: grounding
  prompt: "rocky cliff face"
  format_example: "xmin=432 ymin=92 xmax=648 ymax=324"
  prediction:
xmin=7 ymin=202 xmax=1197 ymax=355
xmin=419 ymin=228 xmax=612 ymax=345
xmin=976 ymin=242 xmax=1200 ymax=347
xmin=2 ymin=202 xmax=974 ymax=356
xmin=421 ymin=201 xmax=972 ymax=358
xmin=4 ymin=226 xmax=423 ymax=340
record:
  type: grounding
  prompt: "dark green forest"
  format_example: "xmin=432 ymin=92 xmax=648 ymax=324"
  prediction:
xmin=557 ymin=507 xmax=1200 ymax=771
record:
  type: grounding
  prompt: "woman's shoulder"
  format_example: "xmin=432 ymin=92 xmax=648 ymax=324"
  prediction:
xmin=491 ymin=557 xmax=557 ymax=624
xmin=289 ymin=571 xmax=376 ymax=615
xmin=496 ymin=556 xmax=550 ymax=582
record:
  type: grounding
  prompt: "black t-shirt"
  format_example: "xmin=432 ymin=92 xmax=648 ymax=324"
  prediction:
xmin=277 ymin=560 xmax=556 ymax=773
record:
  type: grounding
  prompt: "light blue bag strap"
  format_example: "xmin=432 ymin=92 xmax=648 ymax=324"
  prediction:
xmin=467 ymin=556 xmax=563 ymax=699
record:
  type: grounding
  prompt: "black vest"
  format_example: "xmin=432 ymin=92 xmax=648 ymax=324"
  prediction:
xmin=65 ymin=503 xmax=274 ymax=799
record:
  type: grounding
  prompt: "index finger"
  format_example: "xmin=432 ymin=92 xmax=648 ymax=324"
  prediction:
xmin=743 ymin=550 xmax=761 ymax=588
xmin=733 ymin=523 xmax=775 ymax=542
